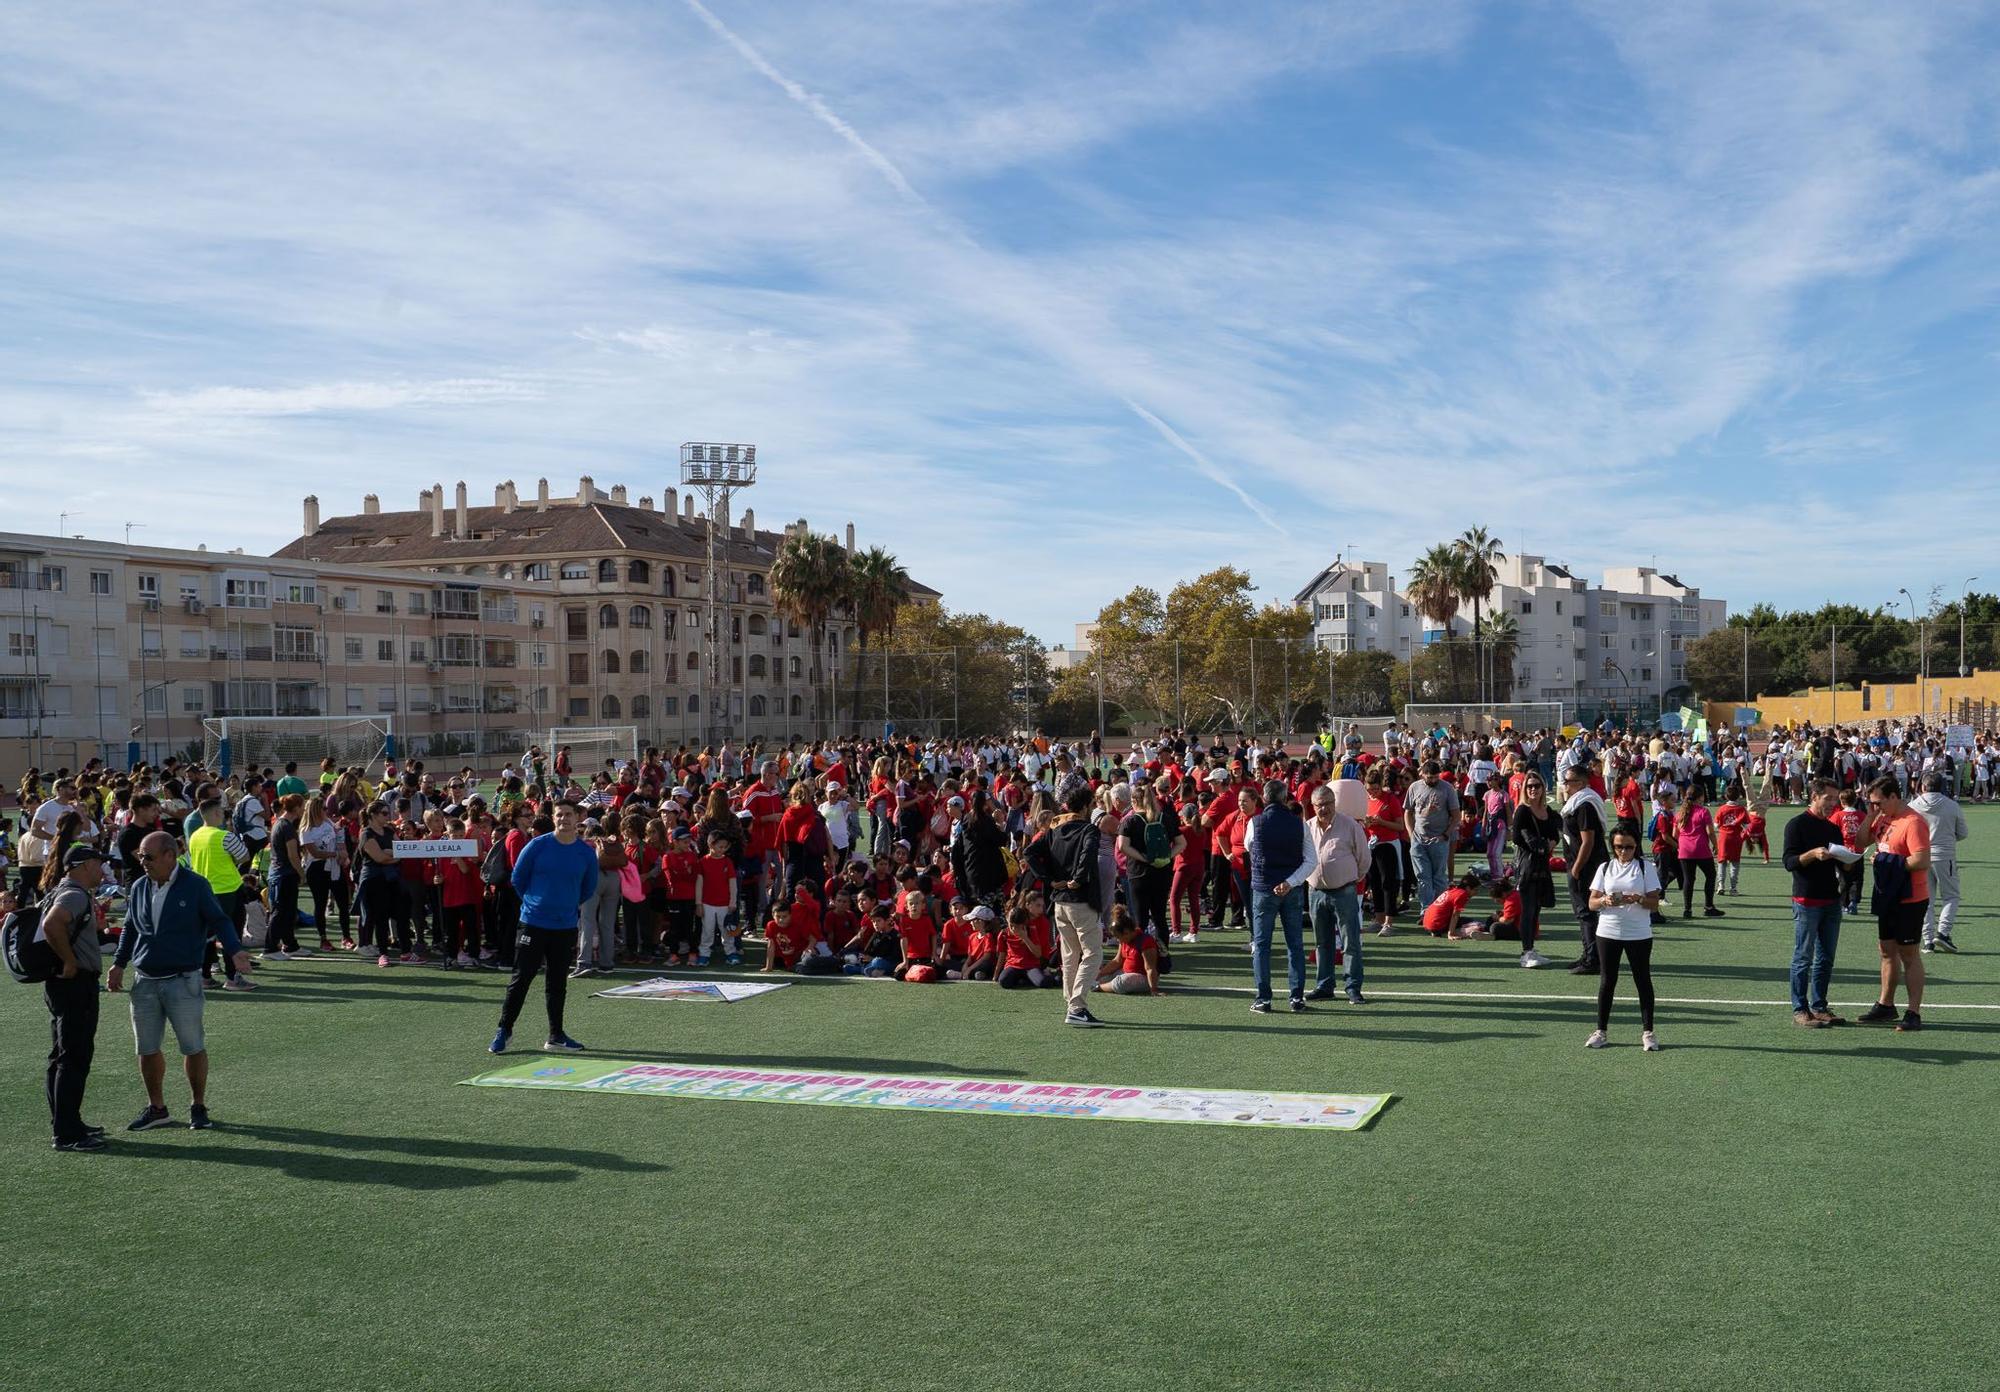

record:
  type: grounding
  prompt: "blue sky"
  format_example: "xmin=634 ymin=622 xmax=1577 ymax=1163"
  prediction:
xmin=3 ymin=0 xmax=1998 ymax=642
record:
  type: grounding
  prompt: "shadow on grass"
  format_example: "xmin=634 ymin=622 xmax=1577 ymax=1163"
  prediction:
xmin=105 ymin=1122 xmax=668 ymax=1190
xmin=589 ymin=1049 xmax=1025 ymax=1076
xmin=1668 ymin=1040 xmax=2000 ymax=1064
xmin=1109 ymin=1020 xmax=1536 ymax=1043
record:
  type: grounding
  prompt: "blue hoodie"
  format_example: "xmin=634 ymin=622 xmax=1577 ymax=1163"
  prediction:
xmin=510 ymin=832 xmax=599 ymax=931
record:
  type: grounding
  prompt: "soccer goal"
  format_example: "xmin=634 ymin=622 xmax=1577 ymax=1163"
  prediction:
xmin=1402 ymin=702 xmax=1567 ymax=737
xmin=203 ymin=717 xmax=394 ymax=779
xmin=543 ymin=725 xmax=640 ymax=775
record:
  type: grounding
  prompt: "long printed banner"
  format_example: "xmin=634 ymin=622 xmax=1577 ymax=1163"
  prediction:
xmin=461 ymin=1058 xmax=1389 ymax=1131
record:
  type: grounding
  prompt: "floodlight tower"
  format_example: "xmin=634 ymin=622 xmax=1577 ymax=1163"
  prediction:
xmin=680 ymin=442 xmax=758 ymax=746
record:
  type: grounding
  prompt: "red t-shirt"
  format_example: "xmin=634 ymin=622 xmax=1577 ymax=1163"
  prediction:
xmin=1115 ymin=933 xmax=1157 ymax=976
xmin=1422 ymin=886 xmax=1471 ymax=934
xmin=896 ymin=914 xmax=938 ymax=961
xmin=1001 ymin=916 xmax=1054 ymax=971
xmin=1367 ymin=792 xmax=1405 ymax=843
xmin=822 ymin=908 xmax=861 ymax=953
xmin=663 ymin=847 xmax=699 ymax=900
xmin=695 ymin=855 xmax=737 ymax=908
xmin=742 ymin=786 xmax=784 ymax=855
xmin=1715 ymin=804 xmax=1747 ymax=856
xmin=940 ymin=916 xmax=976 ymax=959
xmin=440 ymin=856 xmax=483 ymax=909
xmin=1495 ymin=889 xmax=1522 ymax=925
xmin=1176 ymin=820 xmax=1212 ymax=864
xmin=788 ymin=896 xmax=821 ymax=940
xmin=766 ymin=917 xmax=818 ymax=968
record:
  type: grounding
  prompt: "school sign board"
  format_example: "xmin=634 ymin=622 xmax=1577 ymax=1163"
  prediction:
xmin=593 ymin=978 xmax=790 ymax=1003
xmin=391 ymin=839 xmax=479 ymax=860
xmin=462 ymin=1059 xmax=1391 ymax=1131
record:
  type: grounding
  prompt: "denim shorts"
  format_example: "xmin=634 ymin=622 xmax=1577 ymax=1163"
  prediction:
xmin=130 ymin=971 xmax=206 ymax=1056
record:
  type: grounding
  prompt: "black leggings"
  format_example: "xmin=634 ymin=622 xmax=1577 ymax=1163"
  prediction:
xmin=306 ymin=864 xmax=351 ymax=940
xmin=1681 ymin=858 xmax=1716 ymax=914
xmin=1368 ymin=844 xmax=1401 ymax=922
xmin=1596 ymin=938 xmax=1656 ymax=1031
xmin=499 ymin=927 xmax=576 ymax=1037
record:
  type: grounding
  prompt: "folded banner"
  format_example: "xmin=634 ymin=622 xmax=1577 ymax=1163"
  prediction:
xmin=593 ymin=978 xmax=790 ymax=1003
xmin=461 ymin=1059 xmax=1390 ymax=1131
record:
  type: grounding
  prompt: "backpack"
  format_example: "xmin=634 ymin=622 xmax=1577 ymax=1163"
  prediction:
xmin=3 ymin=908 xmax=58 ymax=984
xmin=479 ymin=838 xmax=512 ymax=887
xmin=1143 ymin=817 xmax=1171 ymax=863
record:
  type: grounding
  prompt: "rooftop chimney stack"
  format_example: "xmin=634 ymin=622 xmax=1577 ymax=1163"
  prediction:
xmin=845 ymin=522 xmax=856 ymax=552
xmin=665 ymin=486 xmax=678 ymax=519
xmin=740 ymin=507 xmax=755 ymax=537
xmin=302 ymin=495 xmax=321 ymax=537
xmin=362 ymin=493 xmax=380 ymax=516
xmin=578 ymin=474 xmax=594 ymax=504
xmin=429 ymin=483 xmax=446 ymax=538
xmin=536 ymin=478 xmax=549 ymax=511
xmin=454 ymin=481 xmax=468 ymax=538
xmin=610 ymin=484 xmax=628 ymax=505
xmin=638 ymin=495 xmax=652 ymax=512
xmin=683 ymin=493 xmax=695 ymax=521
xmin=494 ymin=483 xmax=509 ymax=508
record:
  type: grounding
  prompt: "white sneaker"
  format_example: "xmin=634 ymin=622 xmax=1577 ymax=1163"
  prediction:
xmin=260 ymin=950 xmax=291 ymax=962
xmin=1375 ymin=924 xmax=1392 ymax=938
xmin=1520 ymin=950 xmax=1546 ymax=969
xmin=455 ymin=952 xmax=476 ymax=968
xmin=1585 ymin=1029 xmax=1609 ymax=1049
xmin=291 ymin=946 xmax=315 ymax=957
xmin=1642 ymin=1031 xmax=1662 ymax=1052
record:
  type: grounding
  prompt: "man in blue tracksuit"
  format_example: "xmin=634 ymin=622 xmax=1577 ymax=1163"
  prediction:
xmin=491 ymin=801 xmax=597 ymax=1055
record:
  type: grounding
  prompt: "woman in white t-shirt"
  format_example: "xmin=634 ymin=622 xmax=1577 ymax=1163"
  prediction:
xmin=1585 ymin=826 xmax=1663 ymax=1051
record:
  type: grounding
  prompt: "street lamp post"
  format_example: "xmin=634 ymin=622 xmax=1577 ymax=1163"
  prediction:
xmin=1961 ymin=576 xmax=1979 ymax=678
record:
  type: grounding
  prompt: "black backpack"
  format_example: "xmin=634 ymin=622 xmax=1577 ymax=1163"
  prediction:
xmin=3 ymin=907 xmax=58 ymax=984
xmin=479 ymin=838 xmax=512 ymax=888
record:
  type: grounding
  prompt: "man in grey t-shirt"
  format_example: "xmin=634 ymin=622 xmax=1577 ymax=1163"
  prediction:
xmin=1403 ymin=761 xmax=1460 ymax=913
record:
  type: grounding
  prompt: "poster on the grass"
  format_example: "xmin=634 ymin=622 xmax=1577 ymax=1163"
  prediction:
xmin=592 ymin=978 xmax=790 ymax=1003
xmin=461 ymin=1058 xmax=1390 ymax=1131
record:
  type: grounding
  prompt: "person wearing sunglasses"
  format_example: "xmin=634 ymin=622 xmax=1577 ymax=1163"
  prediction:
xmin=1584 ymin=827 xmax=1663 ymax=1051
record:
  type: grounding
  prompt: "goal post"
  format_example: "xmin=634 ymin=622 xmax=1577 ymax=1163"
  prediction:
xmin=543 ymin=725 xmax=641 ymax=775
xmin=203 ymin=717 xmax=394 ymax=780
xmin=1401 ymin=702 xmax=1567 ymax=737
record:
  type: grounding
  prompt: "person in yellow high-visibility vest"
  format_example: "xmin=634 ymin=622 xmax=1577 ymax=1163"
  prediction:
xmin=186 ymin=797 xmax=256 ymax=992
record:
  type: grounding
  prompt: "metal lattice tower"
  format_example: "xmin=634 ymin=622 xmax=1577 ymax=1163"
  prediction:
xmin=679 ymin=443 xmax=758 ymax=745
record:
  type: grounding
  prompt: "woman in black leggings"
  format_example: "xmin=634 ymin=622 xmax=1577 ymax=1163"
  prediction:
xmin=1584 ymin=827 xmax=1663 ymax=1050
xmin=1675 ymin=786 xmax=1723 ymax=919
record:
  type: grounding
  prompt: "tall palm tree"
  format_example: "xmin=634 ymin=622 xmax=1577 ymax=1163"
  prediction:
xmin=1407 ymin=544 xmax=1464 ymax=701
xmin=847 ymin=544 xmax=910 ymax=727
xmin=1483 ymin=611 xmax=1520 ymax=703
xmin=1454 ymin=526 xmax=1505 ymax=703
xmin=771 ymin=530 xmax=852 ymax=731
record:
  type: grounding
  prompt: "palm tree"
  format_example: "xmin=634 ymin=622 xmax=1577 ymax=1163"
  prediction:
xmin=770 ymin=530 xmax=852 ymax=733
xmin=1484 ymin=611 xmax=1520 ymax=702
xmin=1454 ymin=527 xmax=1505 ymax=703
xmin=847 ymin=544 xmax=910 ymax=727
xmin=1407 ymin=544 xmax=1464 ymax=701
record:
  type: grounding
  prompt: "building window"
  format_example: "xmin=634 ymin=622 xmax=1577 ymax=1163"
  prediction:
xmin=629 ymin=605 xmax=651 ymax=629
xmin=662 ymin=571 xmax=676 ymax=597
xmin=660 ymin=696 xmax=678 ymax=716
xmin=378 ymin=640 xmax=395 ymax=662
xmin=1519 ymin=601 xmax=1532 ymax=615
xmin=1554 ymin=600 xmax=1564 ymax=615
xmin=525 ymin=563 xmax=550 ymax=582
xmin=630 ymin=651 xmax=648 ymax=674
xmin=687 ymin=694 xmax=699 ymax=715
xmin=600 ymin=695 xmax=621 ymax=719
xmin=375 ymin=590 xmax=395 ymax=614
xmin=137 ymin=573 xmax=160 ymax=600
xmin=344 ymin=637 xmax=363 ymax=661
xmin=628 ymin=560 xmax=650 ymax=585
xmin=182 ymin=685 xmax=206 ymax=713
xmin=789 ymin=695 xmax=802 ymax=717
xmin=141 ymin=628 xmax=161 ymax=656
xmin=748 ymin=614 xmax=767 ymax=636
xmin=40 ymin=566 xmax=65 ymax=593
xmin=6 ymin=631 xmax=34 ymax=657
xmin=748 ymin=654 xmax=766 ymax=678
xmin=749 ymin=695 xmax=766 ymax=717
xmin=631 ymin=695 xmax=650 ymax=720
xmin=408 ymin=640 xmax=429 ymax=663
xmin=598 ymin=604 xmax=619 ymax=629
xmin=224 ymin=578 xmax=270 ymax=608
xmin=747 ymin=574 xmax=765 ymax=597
xmin=143 ymin=685 xmax=166 ymax=715
xmin=789 ymin=656 xmax=802 ymax=679
xmin=408 ymin=591 xmax=427 ymax=616
xmin=1599 ymin=600 xmax=1617 ymax=618
xmin=345 ymin=685 xmax=363 ymax=714
xmin=181 ymin=630 xmax=203 ymax=658
xmin=564 ymin=609 xmax=587 ymax=641
xmin=531 ymin=644 xmax=549 ymax=668
xmin=282 ymin=580 xmax=317 ymax=604
xmin=89 ymin=570 xmax=113 ymax=596
xmin=568 ymin=696 xmax=589 ymax=717
xmin=597 ymin=559 xmax=618 ymax=584
xmin=559 ymin=562 xmax=589 ymax=581
xmin=602 ymin=651 xmax=620 ymax=675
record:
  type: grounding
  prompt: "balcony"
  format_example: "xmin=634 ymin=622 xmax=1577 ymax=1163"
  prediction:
xmin=243 ymin=647 xmax=273 ymax=662
xmin=482 ymin=604 xmax=518 ymax=624
xmin=275 ymin=650 xmax=320 ymax=664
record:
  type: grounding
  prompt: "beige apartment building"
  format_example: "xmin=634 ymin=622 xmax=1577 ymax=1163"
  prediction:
xmin=0 ymin=474 xmax=935 ymax=772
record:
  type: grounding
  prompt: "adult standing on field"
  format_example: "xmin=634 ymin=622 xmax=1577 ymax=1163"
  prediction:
xmin=1560 ymin=762 xmax=1609 ymax=976
xmin=36 ymin=845 xmax=109 ymax=1151
xmin=491 ymin=800 xmax=597 ymax=1055
xmin=1302 ymin=783 xmax=1368 ymax=1004
xmin=1860 ymin=776 xmax=1930 ymax=1032
xmin=1026 ymin=785 xmax=1107 ymax=1028
xmin=1908 ymin=773 xmax=1969 ymax=953
xmin=1245 ymin=778 xmax=1317 ymax=1015
xmin=110 ymin=831 xmax=250 ymax=1132
xmin=1781 ymin=780 xmax=1848 ymax=1028
xmin=1403 ymin=760 xmax=1458 ymax=914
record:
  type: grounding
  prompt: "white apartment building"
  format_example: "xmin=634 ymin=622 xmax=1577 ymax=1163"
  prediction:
xmin=1294 ymin=552 xmax=1727 ymax=710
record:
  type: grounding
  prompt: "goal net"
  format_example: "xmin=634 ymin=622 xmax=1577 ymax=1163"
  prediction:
xmin=1402 ymin=702 xmax=1567 ymax=737
xmin=543 ymin=725 xmax=640 ymax=776
xmin=203 ymin=717 xmax=394 ymax=779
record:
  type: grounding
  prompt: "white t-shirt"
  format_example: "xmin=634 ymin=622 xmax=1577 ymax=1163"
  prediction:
xmin=1589 ymin=857 xmax=1661 ymax=941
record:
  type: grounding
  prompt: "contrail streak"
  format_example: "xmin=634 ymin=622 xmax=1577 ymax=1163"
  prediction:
xmin=679 ymin=0 xmax=1286 ymax=537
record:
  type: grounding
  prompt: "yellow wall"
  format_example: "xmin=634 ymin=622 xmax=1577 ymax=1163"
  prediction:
xmin=1707 ymin=668 xmax=2000 ymax=730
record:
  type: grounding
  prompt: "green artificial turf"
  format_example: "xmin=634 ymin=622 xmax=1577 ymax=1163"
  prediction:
xmin=6 ymin=805 xmax=2000 ymax=1391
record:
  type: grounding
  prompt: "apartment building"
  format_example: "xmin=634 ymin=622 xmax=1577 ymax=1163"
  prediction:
xmin=1293 ymin=552 xmax=1727 ymax=711
xmin=0 ymin=530 xmax=556 ymax=772
xmin=274 ymin=476 xmax=939 ymax=748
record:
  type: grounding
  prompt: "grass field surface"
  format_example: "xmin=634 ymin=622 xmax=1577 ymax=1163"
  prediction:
xmin=7 ymin=805 xmax=2000 ymax=1391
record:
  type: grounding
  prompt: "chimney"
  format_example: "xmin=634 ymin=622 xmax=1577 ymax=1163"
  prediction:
xmin=683 ymin=493 xmax=695 ymax=521
xmin=429 ymin=483 xmax=445 ymax=538
xmin=302 ymin=495 xmax=321 ymax=537
xmin=362 ymin=493 xmax=380 ymax=516
xmin=536 ymin=477 xmax=549 ymax=511
xmin=454 ymin=481 xmax=469 ymax=538
xmin=493 ymin=483 xmax=509 ymax=508
xmin=844 ymin=522 xmax=856 ymax=552
xmin=716 ymin=496 xmax=731 ymax=534
xmin=638 ymin=495 xmax=652 ymax=512
xmin=578 ymin=474 xmax=594 ymax=504
xmin=740 ymin=507 xmax=754 ymax=537
xmin=610 ymin=484 xmax=628 ymax=505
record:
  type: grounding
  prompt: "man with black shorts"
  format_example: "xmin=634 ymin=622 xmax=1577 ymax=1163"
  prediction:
xmin=1859 ymin=776 xmax=1929 ymax=1032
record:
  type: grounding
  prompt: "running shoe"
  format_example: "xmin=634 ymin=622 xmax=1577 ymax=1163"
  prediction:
xmin=127 ymin=1104 xmax=174 ymax=1131
xmin=377 ymin=954 xmax=393 ymax=968
xmin=1289 ymin=997 xmax=1308 ymax=1013
xmin=455 ymin=952 xmax=477 ymax=968
xmin=1856 ymin=1002 xmax=1899 ymax=1025
xmin=53 ymin=1135 xmax=108 ymax=1152
xmin=1641 ymin=1031 xmax=1662 ymax=1052
xmin=543 ymin=1034 xmax=586 ymax=1052
xmin=188 ymin=1104 xmax=215 ymax=1130
xmin=488 ymin=1028 xmax=511 ymax=1055
xmin=691 ymin=955 xmax=710 ymax=968
xmin=725 ymin=954 xmax=744 ymax=966
xmin=1584 ymin=1029 xmax=1609 ymax=1049
xmin=1249 ymin=1000 xmax=1272 ymax=1014
xmin=259 ymin=950 xmax=291 ymax=962
xmin=1895 ymin=1011 xmax=1924 ymax=1033
xmin=1064 ymin=1010 xmax=1105 ymax=1028
xmin=1935 ymin=936 xmax=1958 ymax=954
xmin=223 ymin=975 xmax=256 ymax=992
xmin=292 ymin=946 xmax=316 ymax=958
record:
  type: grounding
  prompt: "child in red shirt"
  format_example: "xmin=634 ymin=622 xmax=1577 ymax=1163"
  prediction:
xmin=957 ymin=905 xmax=1001 ymax=981
xmin=939 ymin=897 xmax=978 ymax=977
xmin=823 ymin=888 xmax=862 ymax=958
xmin=661 ymin=831 xmax=700 ymax=964
xmin=1745 ymin=806 xmax=1770 ymax=863
xmin=693 ymin=834 xmax=739 ymax=966
xmin=438 ymin=816 xmax=485 ymax=966
xmin=1421 ymin=874 xmax=1489 ymax=939
xmin=1714 ymin=795 xmax=1748 ymax=895
xmin=997 ymin=902 xmax=1057 ymax=989
xmin=762 ymin=902 xmax=837 ymax=974
xmin=1170 ymin=813 xmax=1211 ymax=943
xmin=893 ymin=889 xmax=938 ymax=981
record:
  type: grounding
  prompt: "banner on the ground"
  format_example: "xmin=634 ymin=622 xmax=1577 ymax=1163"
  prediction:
xmin=460 ymin=1059 xmax=1390 ymax=1131
xmin=592 ymin=978 xmax=789 ymax=1003
xmin=392 ymin=838 xmax=478 ymax=860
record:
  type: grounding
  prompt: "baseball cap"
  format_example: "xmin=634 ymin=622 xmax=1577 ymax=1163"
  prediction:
xmin=63 ymin=844 xmax=105 ymax=868
xmin=969 ymin=905 xmax=997 ymax=921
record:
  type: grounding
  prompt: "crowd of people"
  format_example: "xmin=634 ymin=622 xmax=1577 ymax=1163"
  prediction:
xmin=4 ymin=713 xmax=1974 ymax=1151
